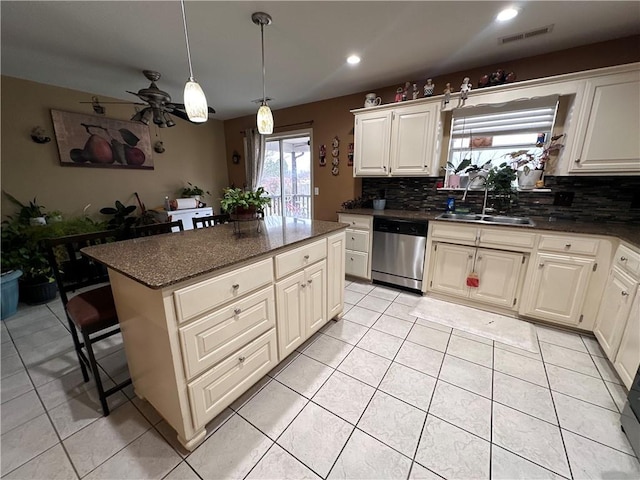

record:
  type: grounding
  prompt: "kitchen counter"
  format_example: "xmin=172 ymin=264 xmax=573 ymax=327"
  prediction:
xmin=82 ymin=217 xmax=347 ymax=289
xmin=339 ymin=209 xmax=640 ymax=247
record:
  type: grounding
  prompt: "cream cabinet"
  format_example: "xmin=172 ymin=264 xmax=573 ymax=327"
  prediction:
xmin=353 ymin=101 xmax=440 ymax=177
xmin=429 ymin=242 xmax=524 ymax=309
xmin=327 ymin=232 xmax=346 ymax=320
xmin=614 ymin=285 xmax=640 ymax=389
xmin=593 ymin=266 xmax=637 ymax=359
xmin=568 ymin=70 xmax=640 ymax=173
xmin=339 ymin=213 xmax=373 ymax=280
xmin=521 ymin=253 xmax=594 ymax=327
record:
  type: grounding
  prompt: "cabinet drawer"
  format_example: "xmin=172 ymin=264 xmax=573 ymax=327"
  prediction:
xmin=538 ymin=234 xmax=599 ymax=256
xmin=275 ymin=239 xmax=327 ymax=279
xmin=346 ymin=229 xmax=370 ymax=253
xmin=345 ymin=250 xmax=369 ymax=278
xmin=339 ymin=214 xmax=372 ymax=230
xmin=430 ymin=222 xmax=477 ymax=243
xmin=480 ymin=227 xmax=535 ymax=250
xmin=614 ymin=244 xmax=640 ymax=278
xmin=187 ymin=329 xmax=278 ymax=428
xmin=174 ymin=258 xmax=273 ymax=324
xmin=179 ymin=286 xmax=276 ymax=379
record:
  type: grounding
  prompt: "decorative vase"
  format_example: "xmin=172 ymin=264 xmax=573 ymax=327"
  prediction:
xmin=468 ymin=171 xmax=488 ymax=189
xmin=1 ymin=270 xmax=22 ymax=320
xmin=517 ymin=170 xmax=543 ymax=190
xmin=447 ymin=174 xmax=461 ymax=189
xmin=29 ymin=216 xmax=46 ymax=226
xmin=373 ymin=199 xmax=386 ymax=210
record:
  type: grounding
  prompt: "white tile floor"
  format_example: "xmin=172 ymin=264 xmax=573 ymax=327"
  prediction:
xmin=1 ymin=280 xmax=639 ymax=479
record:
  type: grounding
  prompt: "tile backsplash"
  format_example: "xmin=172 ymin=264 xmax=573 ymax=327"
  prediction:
xmin=361 ymin=176 xmax=640 ymax=223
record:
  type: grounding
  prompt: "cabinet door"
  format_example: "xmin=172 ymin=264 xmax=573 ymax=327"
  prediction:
xmin=614 ymin=286 xmax=640 ymax=390
xmin=327 ymin=232 xmax=345 ymax=320
xmin=470 ymin=249 xmax=523 ymax=309
xmin=594 ymin=266 xmax=636 ymax=360
xmin=569 ymin=71 xmax=640 ymax=172
xmin=522 ymin=253 xmax=594 ymax=326
xmin=429 ymin=243 xmax=474 ymax=298
xmin=275 ymin=271 xmax=306 ymax=359
xmin=354 ymin=111 xmax=391 ymax=176
xmin=306 ymin=260 xmax=327 ymax=336
xmin=389 ymin=103 xmax=437 ymax=176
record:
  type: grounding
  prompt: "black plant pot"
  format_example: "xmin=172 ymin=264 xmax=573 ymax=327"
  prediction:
xmin=19 ymin=279 xmax=57 ymax=305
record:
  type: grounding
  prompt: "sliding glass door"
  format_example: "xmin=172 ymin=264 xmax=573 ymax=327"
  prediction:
xmin=260 ymin=131 xmax=312 ymax=219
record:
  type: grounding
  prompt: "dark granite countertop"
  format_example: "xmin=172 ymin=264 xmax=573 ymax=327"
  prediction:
xmin=82 ymin=217 xmax=347 ymax=289
xmin=339 ymin=209 xmax=640 ymax=248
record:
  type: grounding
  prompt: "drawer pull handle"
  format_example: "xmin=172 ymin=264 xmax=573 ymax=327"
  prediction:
xmin=351 ymin=237 xmax=355 ymax=241
xmin=350 ymin=257 xmax=354 ymax=261
xmin=352 ymin=221 xmax=356 ymax=225
xmin=301 ymin=283 xmax=307 ymax=289
xmin=575 ymin=158 xmax=581 ymax=163
xmin=620 ymin=256 xmax=628 ymax=262
xmin=468 ymin=254 xmax=473 ymax=259
xmin=539 ymin=263 xmax=545 ymax=268
xmin=304 ymin=255 xmax=310 ymax=260
xmin=622 ymin=291 xmax=629 ymax=296
xmin=232 ymin=284 xmax=240 ymax=290
xmin=565 ymin=244 xmax=571 ymax=248
xmin=477 ymin=256 xmax=483 ymax=261
xmin=308 ymin=279 xmax=313 ymax=284
xmin=234 ymin=308 xmax=241 ymax=315
xmin=238 ymin=356 xmax=246 ymax=363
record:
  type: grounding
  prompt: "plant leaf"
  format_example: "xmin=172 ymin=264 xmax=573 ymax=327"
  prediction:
xmin=100 ymin=207 xmax=118 ymax=214
xmin=119 ymin=129 xmax=139 ymax=147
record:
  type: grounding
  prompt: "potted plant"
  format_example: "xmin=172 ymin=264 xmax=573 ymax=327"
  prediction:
xmin=181 ymin=183 xmax=210 ymax=201
xmin=4 ymin=193 xmax=47 ymax=226
xmin=507 ymin=134 xmax=565 ymax=190
xmin=443 ymin=158 xmax=471 ymax=188
xmin=486 ymin=162 xmax=517 ymax=214
xmin=464 ymin=159 xmax=492 ymax=190
xmin=220 ymin=187 xmax=271 ymax=220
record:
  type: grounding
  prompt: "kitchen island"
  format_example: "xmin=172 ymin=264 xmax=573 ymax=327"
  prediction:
xmin=83 ymin=217 xmax=347 ymax=450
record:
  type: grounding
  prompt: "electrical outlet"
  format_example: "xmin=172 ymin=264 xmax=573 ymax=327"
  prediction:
xmin=314 ymin=187 xmax=319 ymax=196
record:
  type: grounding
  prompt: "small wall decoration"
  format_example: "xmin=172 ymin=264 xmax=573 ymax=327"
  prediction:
xmin=331 ymin=136 xmax=340 ymax=175
xmin=319 ymin=144 xmax=327 ymax=166
xmin=51 ymin=109 xmax=153 ymax=170
xmin=457 ymin=77 xmax=471 ymax=107
xmin=477 ymin=69 xmax=516 ymax=88
xmin=348 ymin=143 xmax=354 ymax=166
xmin=423 ymin=79 xmax=435 ymax=97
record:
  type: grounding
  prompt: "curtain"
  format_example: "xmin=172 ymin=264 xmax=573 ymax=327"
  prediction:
xmin=244 ymin=128 xmax=265 ymax=191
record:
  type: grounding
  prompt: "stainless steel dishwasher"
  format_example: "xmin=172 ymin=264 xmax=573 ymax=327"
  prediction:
xmin=371 ymin=217 xmax=428 ymax=292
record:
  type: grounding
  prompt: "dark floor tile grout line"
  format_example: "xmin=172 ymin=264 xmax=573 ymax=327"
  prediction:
xmin=489 ymin=340 xmax=495 ymax=479
xmin=537 ymin=331 xmax=574 ymax=480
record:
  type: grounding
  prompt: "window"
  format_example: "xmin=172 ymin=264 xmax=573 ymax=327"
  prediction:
xmin=446 ymin=96 xmax=559 ymax=186
xmin=259 ymin=131 xmax=312 ymax=219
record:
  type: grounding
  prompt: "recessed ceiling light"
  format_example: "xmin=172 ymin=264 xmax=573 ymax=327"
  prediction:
xmin=347 ymin=55 xmax=361 ymax=65
xmin=496 ymin=7 xmax=519 ymax=22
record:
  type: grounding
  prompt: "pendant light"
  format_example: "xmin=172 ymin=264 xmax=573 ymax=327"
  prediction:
xmin=180 ymin=0 xmax=208 ymax=123
xmin=252 ymin=12 xmax=273 ymax=134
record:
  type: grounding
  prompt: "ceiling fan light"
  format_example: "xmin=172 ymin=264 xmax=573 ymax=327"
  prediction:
xmin=141 ymin=109 xmax=153 ymax=125
xmin=257 ymin=104 xmax=274 ymax=135
xmin=184 ymin=79 xmax=208 ymax=123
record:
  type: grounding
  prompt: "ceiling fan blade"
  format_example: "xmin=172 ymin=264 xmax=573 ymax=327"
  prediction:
xmin=79 ymin=101 xmax=146 ymax=105
xmin=169 ymin=110 xmax=191 ymax=122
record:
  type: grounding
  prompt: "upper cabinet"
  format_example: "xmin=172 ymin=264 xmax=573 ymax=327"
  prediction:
xmin=353 ymin=100 xmax=441 ymax=177
xmin=568 ymin=70 xmax=640 ymax=173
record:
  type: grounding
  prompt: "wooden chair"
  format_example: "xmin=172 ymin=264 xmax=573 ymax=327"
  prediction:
xmin=45 ymin=230 xmax=131 ymax=415
xmin=132 ymin=219 xmax=184 ymax=237
xmin=192 ymin=214 xmax=230 ymax=229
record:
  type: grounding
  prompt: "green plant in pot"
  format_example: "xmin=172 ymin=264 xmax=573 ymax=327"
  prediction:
xmin=486 ymin=162 xmax=517 ymax=214
xmin=181 ymin=183 xmax=210 ymax=199
xmin=3 ymin=192 xmax=47 ymax=226
xmin=220 ymin=187 xmax=271 ymax=220
xmin=443 ymin=158 xmax=471 ymax=188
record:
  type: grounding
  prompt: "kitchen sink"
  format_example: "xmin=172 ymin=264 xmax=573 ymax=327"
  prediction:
xmin=436 ymin=213 xmax=535 ymax=227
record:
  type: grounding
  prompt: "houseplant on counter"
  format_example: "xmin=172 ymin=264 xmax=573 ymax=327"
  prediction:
xmin=220 ymin=187 xmax=271 ymax=220
xmin=486 ymin=162 xmax=517 ymax=214
xmin=507 ymin=134 xmax=565 ymax=190
xmin=181 ymin=183 xmax=210 ymax=201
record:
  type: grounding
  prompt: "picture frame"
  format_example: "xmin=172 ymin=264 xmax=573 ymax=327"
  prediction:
xmin=51 ymin=109 xmax=154 ymax=170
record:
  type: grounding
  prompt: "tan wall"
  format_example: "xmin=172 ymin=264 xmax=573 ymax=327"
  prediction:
xmin=1 ymin=76 xmax=228 ymax=220
xmin=223 ymin=35 xmax=640 ymax=221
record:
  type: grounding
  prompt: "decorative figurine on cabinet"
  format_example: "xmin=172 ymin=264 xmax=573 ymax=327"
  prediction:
xmin=457 ymin=77 xmax=471 ymax=107
xmin=395 ymin=87 xmax=404 ymax=102
xmin=402 ymin=82 xmax=411 ymax=101
xmin=443 ymin=83 xmax=452 ymax=107
xmin=412 ymin=83 xmax=419 ymax=100
xmin=423 ymin=78 xmax=435 ymax=97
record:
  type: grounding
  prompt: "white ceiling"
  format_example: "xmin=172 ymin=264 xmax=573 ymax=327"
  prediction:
xmin=2 ymin=1 xmax=639 ymax=120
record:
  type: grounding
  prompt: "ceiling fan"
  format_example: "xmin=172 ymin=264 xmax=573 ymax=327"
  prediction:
xmin=81 ymin=70 xmax=215 ymax=128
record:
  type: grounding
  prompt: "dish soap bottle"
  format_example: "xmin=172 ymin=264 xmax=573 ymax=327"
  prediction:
xmin=446 ymin=196 xmax=456 ymax=213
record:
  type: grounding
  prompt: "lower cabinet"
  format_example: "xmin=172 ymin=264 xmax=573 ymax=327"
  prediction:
xmin=429 ymin=243 xmax=524 ymax=309
xmin=614 ymin=286 xmax=640 ymax=389
xmin=275 ymin=260 xmax=327 ymax=359
xmin=593 ymin=266 xmax=636 ymax=359
xmin=327 ymin=232 xmax=346 ymax=320
xmin=521 ymin=252 xmax=594 ymax=326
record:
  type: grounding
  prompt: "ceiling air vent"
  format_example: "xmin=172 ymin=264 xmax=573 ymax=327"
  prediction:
xmin=499 ymin=24 xmax=554 ymax=45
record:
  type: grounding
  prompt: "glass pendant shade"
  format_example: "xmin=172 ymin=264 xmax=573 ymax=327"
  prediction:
xmin=257 ymin=104 xmax=274 ymax=134
xmin=184 ymin=79 xmax=208 ymax=123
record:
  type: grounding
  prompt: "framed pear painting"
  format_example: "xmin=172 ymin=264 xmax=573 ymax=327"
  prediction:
xmin=51 ymin=110 xmax=153 ymax=170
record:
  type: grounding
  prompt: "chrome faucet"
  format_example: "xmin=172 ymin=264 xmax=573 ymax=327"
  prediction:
xmin=462 ymin=175 xmax=490 ymax=216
